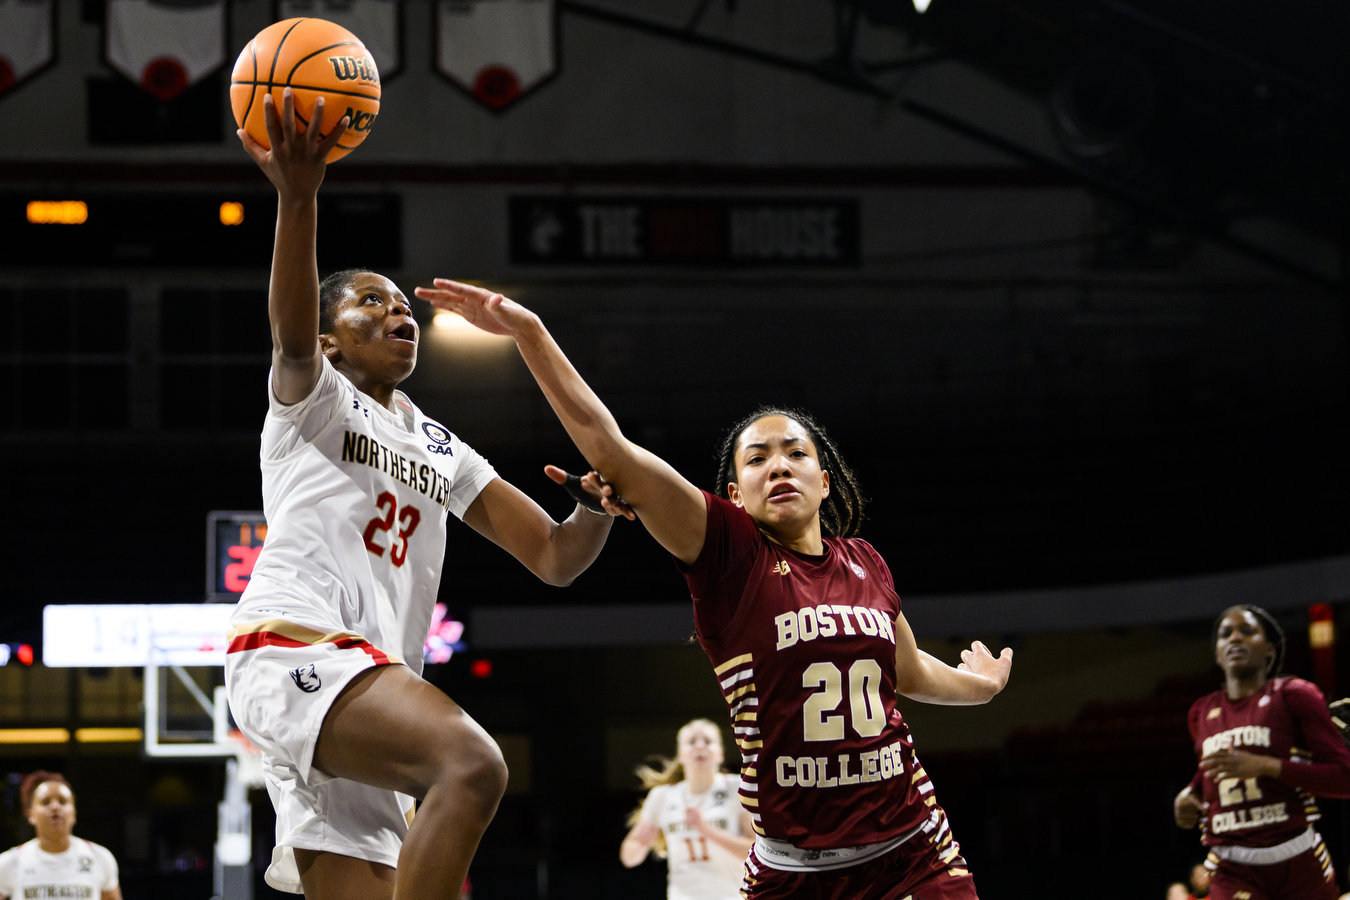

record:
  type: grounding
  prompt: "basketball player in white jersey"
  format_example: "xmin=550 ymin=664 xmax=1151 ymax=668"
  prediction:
xmin=0 ymin=772 xmax=121 ymax=900
xmin=229 ymin=91 xmax=617 ymax=900
xmin=622 ymin=719 xmax=753 ymax=900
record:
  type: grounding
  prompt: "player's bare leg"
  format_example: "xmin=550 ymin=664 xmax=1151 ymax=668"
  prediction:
xmin=294 ymin=849 xmax=396 ymax=900
xmin=298 ymin=665 xmax=508 ymax=900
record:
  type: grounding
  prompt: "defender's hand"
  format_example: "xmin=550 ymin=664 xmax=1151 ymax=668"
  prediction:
xmin=545 ymin=466 xmax=635 ymax=520
xmin=414 ymin=279 xmax=537 ymax=337
xmin=956 ymin=641 xmax=1013 ymax=695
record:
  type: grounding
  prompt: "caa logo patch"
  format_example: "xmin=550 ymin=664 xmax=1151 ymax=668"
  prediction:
xmin=422 ymin=422 xmax=454 ymax=456
xmin=850 ymin=562 xmax=866 ymax=579
xmin=289 ymin=664 xmax=321 ymax=693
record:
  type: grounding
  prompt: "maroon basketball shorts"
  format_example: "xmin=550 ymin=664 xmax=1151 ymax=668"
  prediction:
xmin=1206 ymin=830 xmax=1336 ymax=900
xmin=740 ymin=809 xmax=977 ymax=900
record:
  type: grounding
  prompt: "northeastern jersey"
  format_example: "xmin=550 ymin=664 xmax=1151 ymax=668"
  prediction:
xmin=1188 ymin=676 xmax=1350 ymax=848
xmin=639 ymin=774 xmax=748 ymax=900
xmin=684 ymin=492 xmax=930 ymax=849
xmin=0 ymin=838 xmax=118 ymax=900
xmin=231 ymin=358 xmax=497 ymax=673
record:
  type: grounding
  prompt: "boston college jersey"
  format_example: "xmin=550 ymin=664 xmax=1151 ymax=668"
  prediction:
xmin=1188 ymin=676 xmax=1350 ymax=848
xmin=0 ymin=838 xmax=118 ymax=900
xmin=231 ymin=358 xmax=497 ymax=673
xmin=683 ymin=493 xmax=931 ymax=849
xmin=640 ymin=773 xmax=748 ymax=900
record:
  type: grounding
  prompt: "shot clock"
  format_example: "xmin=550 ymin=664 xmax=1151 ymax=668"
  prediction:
xmin=207 ymin=511 xmax=268 ymax=602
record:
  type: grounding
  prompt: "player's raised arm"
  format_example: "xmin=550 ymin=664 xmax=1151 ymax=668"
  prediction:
xmin=414 ymin=280 xmax=709 ymax=564
xmin=237 ymin=88 xmax=348 ymax=404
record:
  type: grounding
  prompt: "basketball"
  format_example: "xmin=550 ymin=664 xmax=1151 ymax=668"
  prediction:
xmin=230 ymin=18 xmax=380 ymax=163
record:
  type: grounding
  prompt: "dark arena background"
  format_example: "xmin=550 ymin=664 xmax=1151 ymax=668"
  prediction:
xmin=2 ymin=1 xmax=1350 ymax=899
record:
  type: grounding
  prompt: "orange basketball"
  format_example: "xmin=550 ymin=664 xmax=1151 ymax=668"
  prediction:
xmin=230 ymin=18 xmax=380 ymax=163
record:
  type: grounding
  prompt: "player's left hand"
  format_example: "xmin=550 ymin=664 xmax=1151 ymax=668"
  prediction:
xmin=1200 ymin=748 xmax=1281 ymax=781
xmin=545 ymin=466 xmax=635 ymax=520
xmin=414 ymin=279 xmax=534 ymax=336
xmin=956 ymin=641 xmax=1013 ymax=695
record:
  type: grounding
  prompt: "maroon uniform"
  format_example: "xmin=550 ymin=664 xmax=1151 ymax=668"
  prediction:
xmin=684 ymin=493 xmax=973 ymax=897
xmin=1186 ymin=676 xmax=1350 ymax=900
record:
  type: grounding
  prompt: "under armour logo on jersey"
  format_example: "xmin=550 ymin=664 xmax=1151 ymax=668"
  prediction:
xmin=1259 ymin=695 xmax=1270 ymax=707
xmin=1207 ymin=708 xmax=1222 ymax=720
xmin=772 ymin=561 xmax=791 ymax=575
xmin=78 ymin=856 xmax=92 ymax=873
xmin=849 ymin=562 xmax=866 ymax=579
xmin=289 ymin=664 xmax=321 ymax=693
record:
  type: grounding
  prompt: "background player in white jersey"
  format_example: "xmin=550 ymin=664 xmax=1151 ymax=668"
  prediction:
xmin=228 ymin=91 xmax=617 ymax=900
xmin=0 ymin=772 xmax=121 ymax=900
xmin=621 ymin=719 xmax=753 ymax=900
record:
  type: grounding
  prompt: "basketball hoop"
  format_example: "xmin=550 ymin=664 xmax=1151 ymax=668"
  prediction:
xmin=226 ymin=728 xmax=266 ymax=790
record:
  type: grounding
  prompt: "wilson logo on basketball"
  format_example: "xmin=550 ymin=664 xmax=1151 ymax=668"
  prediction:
xmin=328 ymin=55 xmax=379 ymax=84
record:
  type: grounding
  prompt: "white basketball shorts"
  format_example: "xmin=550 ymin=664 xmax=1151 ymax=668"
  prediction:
xmin=225 ymin=618 xmax=415 ymax=893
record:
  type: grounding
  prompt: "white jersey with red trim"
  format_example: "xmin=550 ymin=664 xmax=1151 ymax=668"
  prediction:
xmin=640 ymin=774 xmax=749 ymax=900
xmin=229 ymin=358 xmax=497 ymax=673
xmin=0 ymin=838 xmax=118 ymax=900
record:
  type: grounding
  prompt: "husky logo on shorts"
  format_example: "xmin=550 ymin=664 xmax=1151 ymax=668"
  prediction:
xmin=422 ymin=422 xmax=454 ymax=456
xmin=289 ymin=663 xmax=321 ymax=693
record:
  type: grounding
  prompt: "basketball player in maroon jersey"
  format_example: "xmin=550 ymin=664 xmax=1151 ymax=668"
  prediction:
xmin=414 ymin=279 xmax=1014 ymax=900
xmin=1174 ymin=605 xmax=1350 ymax=900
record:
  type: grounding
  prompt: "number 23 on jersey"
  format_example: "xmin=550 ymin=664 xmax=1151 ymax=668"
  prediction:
xmin=363 ymin=491 xmax=422 ymax=566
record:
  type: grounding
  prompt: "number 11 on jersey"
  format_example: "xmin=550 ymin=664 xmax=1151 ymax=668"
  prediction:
xmin=683 ymin=836 xmax=709 ymax=862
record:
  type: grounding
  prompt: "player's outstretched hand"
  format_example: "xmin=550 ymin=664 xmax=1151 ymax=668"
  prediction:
xmin=1173 ymin=787 xmax=1206 ymax=829
xmin=956 ymin=640 xmax=1013 ymax=696
xmin=414 ymin=279 xmax=536 ymax=337
xmin=545 ymin=466 xmax=635 ymax=520
xmin=237 ymin=88 xmax=349 ymax=200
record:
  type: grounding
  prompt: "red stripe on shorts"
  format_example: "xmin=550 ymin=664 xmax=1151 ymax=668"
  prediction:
xmin=333 ymin=637 xmax=391 ymax=665
xmin=227 ymin=631 xmax=308 ymax=653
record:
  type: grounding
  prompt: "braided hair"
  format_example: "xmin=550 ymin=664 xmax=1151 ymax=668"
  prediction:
xmin=318 ymin=268 xmax=375 ymax=334
xmin=713 ymin=406 xmax=866 ymax=538
xmin=1212 ymin=605 xmax=1286 ymax=678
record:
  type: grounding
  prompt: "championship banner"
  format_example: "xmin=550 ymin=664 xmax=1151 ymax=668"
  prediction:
xmin=104 ymin=0 xmax=227 ymax=101
xmin=276 ymin=0 xmax=402 ymax=78
xmin=0 ymin=0 xmax=55 ymax=98
xmin=436 ymin=0 xmax=557 ymax=111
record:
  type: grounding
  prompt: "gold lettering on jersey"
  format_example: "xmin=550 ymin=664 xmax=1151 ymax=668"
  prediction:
xmin=1210 ymin=802 xmax=1288 ymax=834
xmin=775 ymin=604 xmax=895 ymax=650
xmin=341 ymin=430 xmax=453 ymax=510
xmin=775 ymin=743 xmax=905 ymax=789
xmin=1201 ymin=726 xmax=1272 ymax=757
xmin=773 ymin=561 xmax=791 ymax=575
